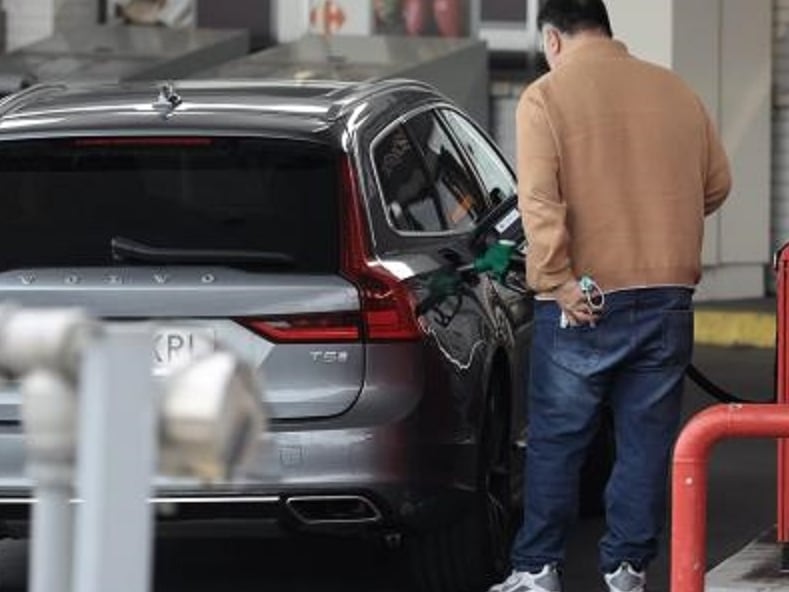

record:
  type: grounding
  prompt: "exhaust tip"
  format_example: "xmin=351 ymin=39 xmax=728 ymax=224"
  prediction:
xmin=285 ymin=495 xmax=382 ymax=525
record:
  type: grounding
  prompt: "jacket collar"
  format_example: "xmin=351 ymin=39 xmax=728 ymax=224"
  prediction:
xmin=554 ymin=37 xmax=630 ymax=68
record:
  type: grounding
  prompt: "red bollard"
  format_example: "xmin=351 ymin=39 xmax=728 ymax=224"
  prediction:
xmin=775 ymin=243 xmax=789 ymax=544
xmin=671 ymin=403 xmax=789 ymax=592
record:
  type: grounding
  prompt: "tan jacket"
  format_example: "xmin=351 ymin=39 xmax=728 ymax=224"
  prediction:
xmin=517 ymin=38 xmax=731 ymax=294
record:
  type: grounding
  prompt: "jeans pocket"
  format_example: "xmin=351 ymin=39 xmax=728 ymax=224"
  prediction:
xmin=662 ymin=309 xmax=694 ymax=366
xmin=553 ymin=324 xmax=600 ymax=374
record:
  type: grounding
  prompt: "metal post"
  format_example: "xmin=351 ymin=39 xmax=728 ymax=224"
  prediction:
xmin=30 ymin=485 xmax=74 ymax=592
xmin=775 ymin=243 xmax=789 ymax=565
xmin=0 ymin=306 xmax=264 ymax=592
xmin=0 ymin=308 xmax=95 ymax=592
xmin=671 ymin=404 xmax=789 ymax=592
xmin=23 ymin=370 xmax=78 ymax=592
xmin=72 ymin=326 xmax=156 ymax=592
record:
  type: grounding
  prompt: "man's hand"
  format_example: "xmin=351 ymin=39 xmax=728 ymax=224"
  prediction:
xmin=553 ymin=279 xmax=599 ymax=327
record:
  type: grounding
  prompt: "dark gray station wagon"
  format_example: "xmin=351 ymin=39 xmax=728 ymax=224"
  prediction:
xmin=0 ymin=78 xmax=540 ymax=591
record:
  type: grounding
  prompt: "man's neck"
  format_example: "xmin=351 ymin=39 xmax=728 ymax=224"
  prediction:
xmin=561 ymin=30 xmax=610 ymax=53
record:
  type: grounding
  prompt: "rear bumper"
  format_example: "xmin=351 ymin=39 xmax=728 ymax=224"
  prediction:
xmin=0 ymin=421 xmax=477 ymax=535
xmin=0 ymin=385 xmax=480 ymax=534
xmin=0 ymin=342 xmax=484 ymax=534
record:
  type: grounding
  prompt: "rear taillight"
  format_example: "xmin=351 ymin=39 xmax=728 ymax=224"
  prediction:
xmin=236 ymin=312 xmax=360 ymax=343
xmin=339 ymin=157 xmax=422 ymax=342
xmin=237 ymin=157 xmax=421 ymax=345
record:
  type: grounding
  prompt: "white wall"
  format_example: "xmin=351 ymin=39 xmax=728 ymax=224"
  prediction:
xmin=672 ymin=0 xmax=722 ymax=268
xmin=605 ymin=0 xmax=673 ymax=69
xmin=4 ymin=0 xmax=98 ymax=51
xmin=773 ymin=0 xmax=789 ymax=256
xmin=5 ymin=0 xmax=55 ymax=50
xmin=606 ymin=0 xmax=773 ymax=300
xmin=272 ymin=0 xmax=309 ymax=43
xmin=55 ymin=0 xmax=98 ymax=31
xmin=719 ymin=0 xmax=772 ymax=266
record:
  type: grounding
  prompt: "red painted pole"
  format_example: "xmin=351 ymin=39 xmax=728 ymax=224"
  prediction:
xmin=775 ymin=245 xmax=789 ymax=542
xmin=671 ymin=404 xmax=789 ymax=592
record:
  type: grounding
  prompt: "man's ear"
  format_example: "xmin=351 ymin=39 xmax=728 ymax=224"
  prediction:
xmin=547 ymin=28 xmax=562 ymax=55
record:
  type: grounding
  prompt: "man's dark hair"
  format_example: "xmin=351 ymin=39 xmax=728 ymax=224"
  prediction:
xmin=537 ymin=0 xmax=613 ymax=37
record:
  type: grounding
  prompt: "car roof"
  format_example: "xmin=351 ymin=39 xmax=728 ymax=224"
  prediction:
xmin=0 ymin=78 xmax=443 ymax=139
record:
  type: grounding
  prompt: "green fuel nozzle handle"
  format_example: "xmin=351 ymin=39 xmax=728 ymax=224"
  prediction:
xmin=472 ymin=240 xmax=517 ymax=281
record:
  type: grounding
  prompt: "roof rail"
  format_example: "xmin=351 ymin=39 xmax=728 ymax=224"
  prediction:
xmin=325 ymin=78 xmax=440 ymax=122
xmin=0 ymin=82 xmax=69 ymax=119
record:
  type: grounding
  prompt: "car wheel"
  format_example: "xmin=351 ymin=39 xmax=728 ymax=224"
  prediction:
xmin=407 ymin=372 xmax=513 ymax=592
xmin=579 ymin=406 xmax=615 ymax=518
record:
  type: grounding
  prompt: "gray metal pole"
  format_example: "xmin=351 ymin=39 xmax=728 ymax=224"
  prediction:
xmin=1 ymin=308 xmax=96 ymax=592
xmin=21 ymin=369 xmax=79 ymax=592
xmin=30 ymin=485 xmax=74 ymax=592
xmin=72 ymin=326 xmax=156 ymax=592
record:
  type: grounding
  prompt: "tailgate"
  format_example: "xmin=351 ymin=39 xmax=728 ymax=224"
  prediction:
xmin=0 ymin=267 xmax=364 ymax=420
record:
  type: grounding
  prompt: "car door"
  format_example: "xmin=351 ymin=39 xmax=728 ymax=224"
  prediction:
xmin=438 ymin=107 xmax=533 ymax=455
xmin=367 ymin=105 xmax=507 ymax=477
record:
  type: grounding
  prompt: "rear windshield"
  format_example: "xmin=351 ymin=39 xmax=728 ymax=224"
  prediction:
xmin=0 ymin=137 xmax=339 ymax=272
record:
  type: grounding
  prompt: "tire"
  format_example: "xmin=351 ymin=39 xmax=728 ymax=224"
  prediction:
xmin=579 ymin=407 xmax=615 ymax=518
xmin=407 ymin=373 xmax=513 ymax=592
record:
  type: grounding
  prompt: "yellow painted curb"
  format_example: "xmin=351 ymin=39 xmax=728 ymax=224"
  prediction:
xmin=694 ymin=310 xmax=776 ymax=349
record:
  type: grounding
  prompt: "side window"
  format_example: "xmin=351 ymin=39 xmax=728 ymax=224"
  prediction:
xmin=442 ymin=110 xmax=517 ymax=207
xmin=405 ymin=111 xmax=487 ymax=232
xmin=373 ymin=111 xmax=487 ymax=234
xmin=373 ymin=124 xmax=445 ymax=232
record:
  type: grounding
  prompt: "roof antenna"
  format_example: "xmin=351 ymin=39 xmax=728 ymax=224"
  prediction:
xmin=153 ymin=81 xmax=182 ymax=118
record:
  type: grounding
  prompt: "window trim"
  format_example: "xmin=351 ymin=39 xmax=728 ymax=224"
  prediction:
xmin=369 ymin=103 xmax=488 ymax=239
xmin=436 ymin=106 xmax=517 ymax=185
xmin=437 ymin=108 xmax=526 ymax=246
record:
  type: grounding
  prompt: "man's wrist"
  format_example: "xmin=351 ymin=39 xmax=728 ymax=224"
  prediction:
xmin=549 ymin=276 xmax=576 ymax=296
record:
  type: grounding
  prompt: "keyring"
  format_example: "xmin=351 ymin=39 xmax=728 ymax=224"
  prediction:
xmin=579 ymin=275 xmax=605 ymax=312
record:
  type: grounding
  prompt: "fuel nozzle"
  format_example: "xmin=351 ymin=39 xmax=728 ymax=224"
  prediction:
xmin=470 ymin=240 xmax=518 ymax=281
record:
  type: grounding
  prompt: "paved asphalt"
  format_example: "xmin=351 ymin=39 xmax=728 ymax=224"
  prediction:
xmin=0 ymin=345 xmax=778 ymax=592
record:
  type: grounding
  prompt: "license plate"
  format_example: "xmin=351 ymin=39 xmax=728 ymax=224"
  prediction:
xmin=153 ymin=327 xmax=215 ymax=377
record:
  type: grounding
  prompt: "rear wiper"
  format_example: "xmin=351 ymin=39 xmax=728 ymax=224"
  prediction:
xmin=111 ymin=236 xmax=296 ymax=268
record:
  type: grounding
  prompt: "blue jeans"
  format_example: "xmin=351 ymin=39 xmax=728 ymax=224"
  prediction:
xmin=511 ymin=287 xmax=694 ymax=574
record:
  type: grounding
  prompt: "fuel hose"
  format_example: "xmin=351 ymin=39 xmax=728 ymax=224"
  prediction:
xmin=686 ymin=362 xmax=775 ymax=404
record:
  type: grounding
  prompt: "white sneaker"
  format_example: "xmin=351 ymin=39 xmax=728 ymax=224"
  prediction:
xmin=488 ymin=564 xmax=562 ymax=592
xmin=604 ymin=562 xmax=646 ymax=592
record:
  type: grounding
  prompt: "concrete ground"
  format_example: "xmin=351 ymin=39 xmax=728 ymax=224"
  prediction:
xmin=0 ymin=343 xmax=776 ymax=592
xmin=687 ymin=297 xmax=786 ymax=592
xmin=0 ymin=295 xmax=782 ymax=590
xmin=705 ymin=529 xmax=786 ymax=592
xmin=158 ymin=344 xmax=782 ymax=592
xmin=563 ymin=343 xmax=777 ymax=592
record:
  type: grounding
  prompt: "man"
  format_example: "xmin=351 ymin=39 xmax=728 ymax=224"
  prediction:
xmin=489 ymin=1 xmax=731 ymax=591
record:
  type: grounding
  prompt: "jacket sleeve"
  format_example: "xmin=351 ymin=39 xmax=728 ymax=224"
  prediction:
xmin=516 ymin=87 xmax=573 ymax=293
xmin=701 ymin=106 xmax=732 ymax=216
